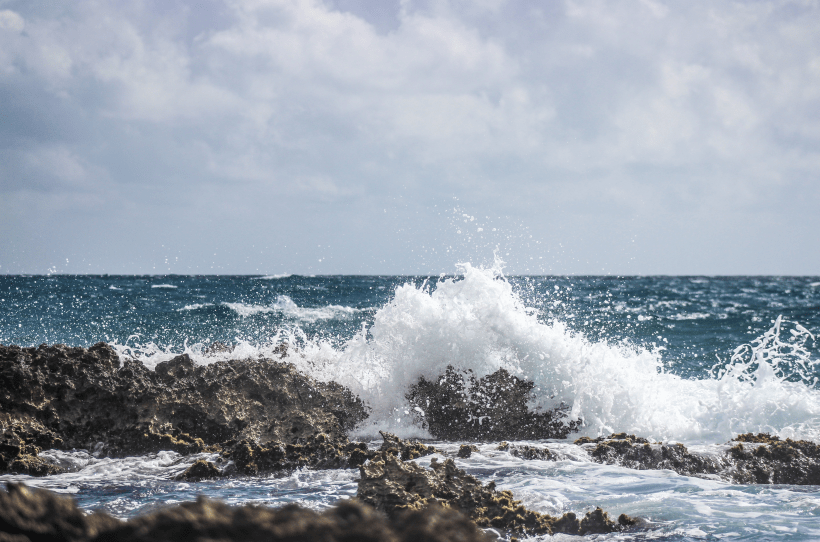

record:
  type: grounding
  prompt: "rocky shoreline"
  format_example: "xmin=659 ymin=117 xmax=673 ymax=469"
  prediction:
xmin=2 ymin=343 xmax=820 ymax=540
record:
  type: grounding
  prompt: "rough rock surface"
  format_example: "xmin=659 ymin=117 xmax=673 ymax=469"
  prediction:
xmin=498 ymin=442 xmax=556 ymax=462
xmin=572 ymin=432 xmax=820 ymax=485
xmin=577 ymin=434 xmax=725 ymax=478
xmin=726 ymin=433 xmax=820 ymax=484
xmin=357 ymin=449 xmax=637 ymax=536
xmin=174 ymin=459 xmax=222 ymax=482
xmin=0 ymin=483 xmax=120 ymax=542
xmin=406 ymin=366 xmax=580 ymax=441
xmin=377 ymin=431 xmax=441 ymax=461
xmin=0 ymin=343 xmax=368 ymax=472
xmin=0 ymin=483 xmax=492 ymax=542
xmin=225 ymin=433 xmax=373 ymax=475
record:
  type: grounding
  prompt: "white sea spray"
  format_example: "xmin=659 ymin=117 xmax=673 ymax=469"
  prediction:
xmin=286 ymin=263 xmax=820 ymax=444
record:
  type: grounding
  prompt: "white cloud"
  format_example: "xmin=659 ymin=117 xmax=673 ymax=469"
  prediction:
xmin=0 ymin=9 xmax=23 ymax=32
xmin=1 ymin=0 xmax=819 ymax=273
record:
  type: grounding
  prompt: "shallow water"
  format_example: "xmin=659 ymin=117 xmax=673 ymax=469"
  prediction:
xmin=2 ymin=269 xmax=820 ymax=539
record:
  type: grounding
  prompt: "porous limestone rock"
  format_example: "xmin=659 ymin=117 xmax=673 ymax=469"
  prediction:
xmin=357 ymin=450 xmax=637 ymax=536
xmin=0 ymin=483 xmax=493 ymax=542
xmin=406 ymin=366 xmax=579 ymax=441
xmin=0 ymin=343 xmax=368 ymax=471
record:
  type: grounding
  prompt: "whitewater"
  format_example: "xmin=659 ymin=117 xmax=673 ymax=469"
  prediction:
xmin=2 ymin=268 xmax=820 ymax=539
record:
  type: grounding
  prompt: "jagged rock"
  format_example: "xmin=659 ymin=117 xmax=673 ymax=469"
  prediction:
xmin=406 ymin=366 xmax=579 ymax=441
xmin=0 ymin=418 xmax=65 ymax=476
xmin=506 ymin=444 xmax=555 ymax=462
xmin=357 ymin=451 xmax=636 ymax=536
xmin=726 ymin=434 xmax=820 ymax=485
xmin=226 ymin=433 xmax=372 ymax=475
xmin=0 ymin=483 xmax=121 ymax=542
xmin=576 ymin=434 xmax=724 ymax=477
xmin=572 ymin=432 xmax=820 ymax=485
xmin=0 ymin=343 xmax=368 ymax=464
xmin=0 ymin=483 xmax=491 ymax=542
xmin=378 ymin=431 xmax=440 ymax=461
xmin=457 ymin=445 xmax=478 ymax=458
xmin=174 ymin=459 xmax=222 ymax=482
xmin=574 ymin=432 xmax=649 ymax=445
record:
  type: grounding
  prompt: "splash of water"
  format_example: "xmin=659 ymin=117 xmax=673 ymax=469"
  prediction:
xmin=288 ymin=263 xmax=820 ymax=443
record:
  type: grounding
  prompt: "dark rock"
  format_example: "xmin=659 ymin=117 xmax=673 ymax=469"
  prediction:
xmin=572 ymin=432 xmax=820 ymax=486
xmin=506 ymin=444 xmax=555 ymax=462
xmin=174 ymin=459 xmax=221 ymax=482
xmin=0 ymin=343 xmax=368 ymax=464
xmin=357 ymin=451 xmax=635 ymax=536
xmin=0 ymin=483 xmax=121 ymax=542
xmin=577 ymin=434 xmax=724 ymax=478
xmin=457 ymin=445 xmax=478 ymax=458
xmin=574 ymin=433 xmax=649 ymax=445
xmin=225 ymin=433 xmax=372 ymax=475
xmin=726 ymin=434 xmax=820 ymax=485
xmin=0 ymin=483 xmax=491 ymax=542
xmin=406 ymin=366 xmax=579 ymax=441
xmin=378 ymin=432 xmax=440 ymax=461
xmin=0 ymin=419 xmax=65 ymax=476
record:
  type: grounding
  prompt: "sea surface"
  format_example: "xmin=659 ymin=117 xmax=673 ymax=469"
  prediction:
xmin=2 ymin=267 xmax=820 ymax=540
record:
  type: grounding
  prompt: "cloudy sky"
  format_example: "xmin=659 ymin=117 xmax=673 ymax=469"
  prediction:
xmin=1 ymin=0 xmax=818 ymax=275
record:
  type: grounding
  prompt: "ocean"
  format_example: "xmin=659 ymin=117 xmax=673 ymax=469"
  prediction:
xmin=2 ymin=266 xmax=820 ymax=540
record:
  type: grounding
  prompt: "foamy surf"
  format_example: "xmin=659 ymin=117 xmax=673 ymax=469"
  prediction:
xmin=108 ymin=265 xmax=820 ymax=445
xmin=282 ymin=263 xmax=820 ymax=444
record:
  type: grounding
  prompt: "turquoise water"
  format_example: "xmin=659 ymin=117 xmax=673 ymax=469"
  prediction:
xmin=2 ymin=274 xmax=818 ymax=377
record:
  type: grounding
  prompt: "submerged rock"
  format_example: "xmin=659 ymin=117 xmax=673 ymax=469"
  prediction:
xmin=505 ymin=444 xmax=556 ymax=462
xmin=0 ymin=343 xmax=368 ymax=468
xmin=357 ymin=449 xmax=637 ymax=536
xmin=0 ymin=483 xmax=492 ymax=542
xmin=457 ymin=444 xmax=479 ymax=458
xmin=406 ymin=366 xmax=580 ymax=441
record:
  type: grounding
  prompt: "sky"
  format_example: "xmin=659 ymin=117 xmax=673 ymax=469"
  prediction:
xmin=1 ymin=0 xmax=818 ymax=275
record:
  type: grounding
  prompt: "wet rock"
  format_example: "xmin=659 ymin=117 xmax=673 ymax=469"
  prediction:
xmin=572 ymin=432 xmax=820 ymax=486
xmin=0 ymin=483 xmax=121 ymax=542
xmin=357 ymin=451 xmax=634 ymax=536
xmin=506 ymin=444 xmax=556 ymax=462
xmin=726 ymin=433 xmax=820 ymax=485
xmin=174 ymin=459 xmax=222 ymax=482
xmin=577 ymin=434 xmax=724 ymax=477
xmin=0 ymin=343 xmax=368 ymax=463
xmin=457 ymin=445 xmax=478 ymax=458
xmin=378 ymin=431 xmax=440 ymax=461
xmin=226 ymin=433 xmax=372 ymax=475
xmin=0 ymin=483 xmax=491 ymax=542
xmin=102 ymin=498 xmax=493 ymax=542
xmin=0 ymin=418 xmax=65 ymax=476
xmin=406 ymin=366 xmax=580 ymax=441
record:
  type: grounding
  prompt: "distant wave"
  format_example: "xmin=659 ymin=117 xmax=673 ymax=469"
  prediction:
xmin=253 ymin=274 xmax=292 ymax=280
xmin=151 ymin=284 xmax=178 ymax=289
xmin=177 ymin=303 xmax=214 ymax=311
xmin=223 ymin=296 xmax=359 ymax=322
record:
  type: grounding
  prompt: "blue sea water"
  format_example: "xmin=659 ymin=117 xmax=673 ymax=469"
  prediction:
xmin=2 ymin=269 xmax=820 ymax=540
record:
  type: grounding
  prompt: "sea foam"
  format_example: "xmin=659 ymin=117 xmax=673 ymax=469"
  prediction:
xmin=287 ymin=263 xmax=820 ymax=444
xmin=114 ymin=263 xmax=820 ymax=444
